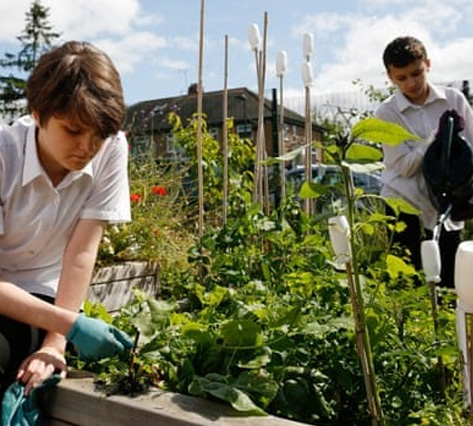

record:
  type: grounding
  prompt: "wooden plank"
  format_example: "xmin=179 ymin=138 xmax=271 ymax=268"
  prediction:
xmin=87 ymin=262 xmax=159 ymax=312
xmin=42 ymin=377 xmax=305 ymax=426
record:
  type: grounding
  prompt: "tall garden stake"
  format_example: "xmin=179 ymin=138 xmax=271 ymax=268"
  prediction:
xmin=328 ymin=213 xmax=384 ymax=426
xmin=222 ymin=34 xmax=229 ymax=226
xmin=276 ymin=50 xmax=287 ymax=201
xmin=301 ymin=33 xmax=313 ymax=216
xmin=421 ymin=239 xmax=446 ymax=394
xmin=248 ymin=14 xmax=269 ymax=213
xmin=196 ymin=0 xmax=205 ymax=240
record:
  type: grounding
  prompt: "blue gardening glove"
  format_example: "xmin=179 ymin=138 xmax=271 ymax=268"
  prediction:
xmin=66 ymin=314 xmax=133 ymax=361
xmin=1 ymin=373 xmax=62 ymax=426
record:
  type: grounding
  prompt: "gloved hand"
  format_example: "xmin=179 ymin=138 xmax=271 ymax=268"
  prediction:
xmin=1 ymin=373 xmax=61 ymax=426
xmin=66 ymin=314 xmax=133 ymax=361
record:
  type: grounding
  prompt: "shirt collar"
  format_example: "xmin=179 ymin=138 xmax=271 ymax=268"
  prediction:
xmin=395 ymin=83 xmax=447 ymax=112
xmin=22 ymin=124 xmax=94 ymax=187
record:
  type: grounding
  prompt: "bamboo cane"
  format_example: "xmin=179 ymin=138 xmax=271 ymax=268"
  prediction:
xmin=420 ymin=239 xmax=446 ymax=394
xmin=196 ymin=0 xmax=205 ymax=239
xmin=222 ymin=34 xmax=229 ymax=226
xmin=276 ymin=51 xmax=287 ymax=201
xmin=328 ymin=214 xmax=383 ymax=426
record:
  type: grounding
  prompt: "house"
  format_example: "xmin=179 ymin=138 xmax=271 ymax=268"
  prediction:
xmin=125 ymin=85 xmax=324 ymax=165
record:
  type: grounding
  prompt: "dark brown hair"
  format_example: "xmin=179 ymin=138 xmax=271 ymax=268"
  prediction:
xmin=382 ymin=36 xmax=428 ymax=70
xmin=27 ymin=41 xmax=125 ymax=139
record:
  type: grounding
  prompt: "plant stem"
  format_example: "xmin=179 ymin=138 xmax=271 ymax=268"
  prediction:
xmin=342 ymin=166 xmax=385 ymax=426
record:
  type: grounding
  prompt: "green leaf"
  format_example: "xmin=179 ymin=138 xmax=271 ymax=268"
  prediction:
xmin=345 ymin=143 xmax=383 ymax=163
xmin=189 ymin=375 xmax=267 ymax=415
xmin=342 ymin=161 xmax=385 ymax=174
xmin=352 ymin=117 xmax=422 ymax=146
xmin=386 ymin=254 xmax=417 ymax=279
xmin=181 ymin=323 xmax=213 ymax=347
xmin=234 ymin=371 xmax=279 ymax=407
xmin=299 ymin=181 xmax=330 ymax=199
xmin=273 ymin=143 xmax=311 ymax=162
xmin=384 ymin=197 xmax=421 ymax=216
xmin=220 ymin=319 xmax=263 ymax=347
xmin=238 ymin=352 xmax=271 ymax=369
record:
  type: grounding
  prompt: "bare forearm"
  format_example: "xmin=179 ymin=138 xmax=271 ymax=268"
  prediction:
xmin=54 ymin=219 xmax=105 ymax=312
xmin=0 ymin=280 xmax=77 ymax=335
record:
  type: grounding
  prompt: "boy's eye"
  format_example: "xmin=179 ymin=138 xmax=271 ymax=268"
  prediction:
xmin=65 ymin=126 xmax=82 ymax=135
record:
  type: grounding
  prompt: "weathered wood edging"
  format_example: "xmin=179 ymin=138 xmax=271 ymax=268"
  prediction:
xmin=88 ymin=261 xmax=159 ymax=313
xmin=42 ymin=375 xmax=304 ymax=426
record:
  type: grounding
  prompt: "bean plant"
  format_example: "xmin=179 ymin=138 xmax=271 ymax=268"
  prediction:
xmin=75 ymin=117 xmax=467 ymax=426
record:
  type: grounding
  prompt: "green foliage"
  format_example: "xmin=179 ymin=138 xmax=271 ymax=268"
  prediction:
xmin=75 ymin=114 xmax=468 ymax=425
xmin=0 ymin=0 xmax=60 ymax=120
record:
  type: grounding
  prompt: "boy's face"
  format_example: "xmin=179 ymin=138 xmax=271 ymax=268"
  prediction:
xmin=387 ymin=58 xmax=430 ymax=105
xmin=32 ymin=112 xmax=105 ymax=182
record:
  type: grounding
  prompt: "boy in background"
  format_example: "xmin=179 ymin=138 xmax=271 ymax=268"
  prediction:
xmin=375 ymin=35 xmax=473 ymax=288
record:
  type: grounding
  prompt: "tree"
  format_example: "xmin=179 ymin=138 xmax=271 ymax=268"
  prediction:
xmin=0 ymin=0 xmax=60 ymax=120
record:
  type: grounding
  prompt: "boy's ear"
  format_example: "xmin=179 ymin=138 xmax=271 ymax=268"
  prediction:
xmin=31 ymin=110 xmax=40 ymax=126
xmin=425 ymin=58 xmax=431 ymax=72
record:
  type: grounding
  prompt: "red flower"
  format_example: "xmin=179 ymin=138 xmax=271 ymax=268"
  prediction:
xmin=152 ymin=185 xmax=167 ymax=196
xmin=130 ymin=193 xmax=142 ymax=203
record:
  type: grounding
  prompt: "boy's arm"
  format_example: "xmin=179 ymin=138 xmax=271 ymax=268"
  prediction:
xmin=375 ymin=104 xmax=426 ymax=177
xmin=41 ymin=218 xmax=107 ymax=352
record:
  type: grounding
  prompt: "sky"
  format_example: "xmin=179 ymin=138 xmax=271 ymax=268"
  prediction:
xmin=0 ymin=0 xmax=473 ymax=113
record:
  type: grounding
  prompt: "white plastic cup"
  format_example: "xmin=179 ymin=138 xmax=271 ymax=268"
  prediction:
xmin=328 ymin=215 xmax=351 ymax=263
xmin=421 ymin=240 xmax=441 ymax=283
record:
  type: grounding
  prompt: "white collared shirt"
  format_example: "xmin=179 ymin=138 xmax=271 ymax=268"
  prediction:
xmin=0 ymin=116 xmax=131 ymax=296
xmin=375 ymin=84 xmax=473 ymax=230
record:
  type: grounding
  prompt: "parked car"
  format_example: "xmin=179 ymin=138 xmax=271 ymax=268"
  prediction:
xmin=285 ymin=164 xmax=382 ymax=211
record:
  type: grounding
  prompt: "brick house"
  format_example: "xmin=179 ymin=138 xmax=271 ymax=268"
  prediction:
xmin=125 ymin=85 xmax=324 ymax=165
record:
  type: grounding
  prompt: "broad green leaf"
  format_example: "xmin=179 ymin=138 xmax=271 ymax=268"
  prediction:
xmin=342 ymin=161 xmax=385 ymax=174
xmin=386 ymin=254 xmax=417 ymax=279
xmin=181 ymin=323 xmax=213 ymax=347
xmin=234 ymin=371 xmax=279 ymax=407
xmin=238 ymin=352 xmax=271 ymax=369
xmin=189 ymin=376 xmax=267 ymax=415
xmin=273 ymin=143 xmax=311 ymax=162
xmin=299 ymin=181 xmax=330 ymax=199
xmin=273 ymin=303 xmax=302 ymax=328
xmin=220 ymin=319 xmax=263 ymax=347
xmin=195 ymin=284 xmax=228 ymax=307
xmin=345 ymin=143 xmax=383 ymax=163
xmin=352 ymin=117 xmax=422 ymax=146
xmin=384 ymin=197 xmax=421 ymax=216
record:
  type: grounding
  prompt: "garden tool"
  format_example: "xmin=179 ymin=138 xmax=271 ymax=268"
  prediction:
xmin=454 ymin=241 xmax=473 ymax=413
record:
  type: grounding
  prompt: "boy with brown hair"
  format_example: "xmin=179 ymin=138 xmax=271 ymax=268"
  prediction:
xmin=0 ymin=40 xmax=133 ymax=399
xmin=375 ymin=35 xmax=473 ymax=287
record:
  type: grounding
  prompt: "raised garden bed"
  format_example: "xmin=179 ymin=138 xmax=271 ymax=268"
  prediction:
xmin=88 ymin=261 xmax=159 ymax=313
xmin=42 ymin=373 xmax=304 ymax=426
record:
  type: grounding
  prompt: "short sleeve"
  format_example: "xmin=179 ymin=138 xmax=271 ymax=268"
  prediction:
xmin=80 ymin=131 xmax=131 ymax=223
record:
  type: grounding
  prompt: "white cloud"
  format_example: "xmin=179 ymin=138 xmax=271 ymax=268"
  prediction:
xmin=95 ymin=32 xmax=167 ymax=74
xmin=44 ymin=0 xmax=141 ymax=39
xmin=0 ymin=0 xmax=30 ymax=42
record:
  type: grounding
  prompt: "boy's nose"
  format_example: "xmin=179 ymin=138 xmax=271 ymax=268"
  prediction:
xmin=78 ymin=133 xmax=99 ymax=154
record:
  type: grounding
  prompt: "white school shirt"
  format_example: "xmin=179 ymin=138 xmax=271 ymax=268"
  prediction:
xmin=375 ymin=84 xmax=473 ymax=231
xmin=0 ymin=116 xmax=131 ymax=297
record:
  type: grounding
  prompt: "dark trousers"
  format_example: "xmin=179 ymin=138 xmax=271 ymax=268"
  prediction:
xmin=389 ymin=210 xmax=460 ymax=288
xmin=0 ymin=294 xmax=54 ymax=396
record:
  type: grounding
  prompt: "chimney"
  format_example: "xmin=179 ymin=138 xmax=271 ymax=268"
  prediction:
xmin=188 ymin=83 xmax=198 ymax=95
